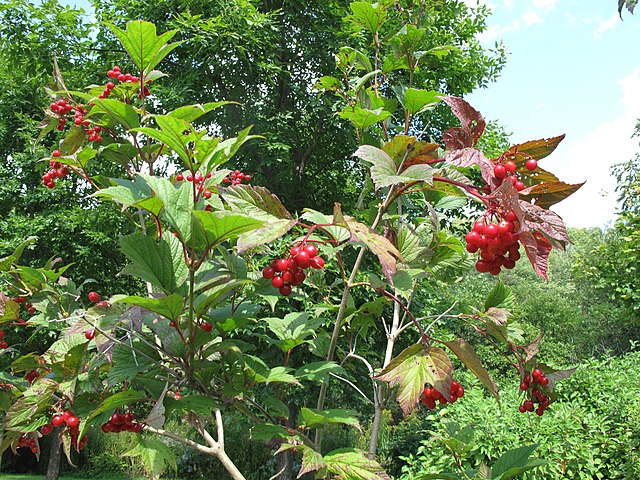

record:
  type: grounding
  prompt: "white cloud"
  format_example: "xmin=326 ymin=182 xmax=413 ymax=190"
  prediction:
xmin=551 ymin=67 xmax=640 ymax=228
xmin=503 ymin=0 xmax=514 ymax=8
xmin=594 ymin=14 xmax=620 ymax=39
xmin=532 ymin=0 xmax=558 ymax=11
xmin=522 ymin=11 xmax=544 ymax=26
xmin=478 ymin=20 xmax=522 ymax=42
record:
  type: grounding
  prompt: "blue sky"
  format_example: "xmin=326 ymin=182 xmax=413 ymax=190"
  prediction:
xmin=59 ymin=0 xmax=639 ymax=227
xmin=466 ymin=0 xmax=640 ymax=227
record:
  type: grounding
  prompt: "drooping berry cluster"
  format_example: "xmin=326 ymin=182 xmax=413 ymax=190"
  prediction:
xmin=51 ymin=411 xmax=88 ymax=449
xmin=43 ymin=158 xmax=70 ymax=189
xmin=518 ymin=368 xmax=551 ymax=416
xmin=17 ymin=435 xmax=39 ymax=454
xmin=421 ymin=380 xmax=465 ymax=410
xmin=104 ymin=65 xmax=150 ymax=97
xmin=0 ymin=330 xmax=7 ymax=350
xmin=488 ymin=152 xmax=538 ymax=193
xmin=24 ymin=370 xmax=40 ymax=384
xmin=465 ymin=210 xmax=522 ymax=275
xmin=262 ymin=243 xmax=325 ymax=296
xmin=101 ymin=412 xmax=143 ymax=433
xmin=175 ymin=171 xmax=214 ymax=198
xmin=223 ymin=170 xmax=251 ymax=185
xmin=49 ymin=98 xmax=74 ymax=131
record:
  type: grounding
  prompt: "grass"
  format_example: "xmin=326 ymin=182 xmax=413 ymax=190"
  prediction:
xmin=0 ymin=476 xmax=147 ymax=480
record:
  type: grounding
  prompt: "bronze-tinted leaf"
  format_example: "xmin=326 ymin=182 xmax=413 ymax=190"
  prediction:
xmin=519 ymin=201 xmax=571 ymax=244
xmin=509 ymin=135 xmax=565 ymax=161
xmin=520 ymin=231 xmax=553 ymax=281
xmin=444 ymin=338 xmax=499 ymax=402
xmin=519 ymin=181 xmax=585 ymax=209
xmin=443 ymin=96 xmax=486 ymax=147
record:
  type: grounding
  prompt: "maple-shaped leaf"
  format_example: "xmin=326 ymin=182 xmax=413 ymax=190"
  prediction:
xmin=518 ymin=201 xmax=571 ymax=246
xmin=374 ymin=344 xmax=452 ymax=415
xmin=442 ymin=96 xmax=486 ymax=149
xmin=324 ymin=448 xmax=390 ymax=480
xmin=519 ymin=231 xmax=553 ymax=280
xmin=443 ymin=147 xmax=494 ymax=185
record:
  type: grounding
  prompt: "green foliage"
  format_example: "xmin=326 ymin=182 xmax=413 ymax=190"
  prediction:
xmin=394 ymin=349 xmax=640 ymax=479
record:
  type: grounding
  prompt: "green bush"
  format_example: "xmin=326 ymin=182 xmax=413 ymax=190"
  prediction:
xmin=389 ymin=349 xmax=640 ymax=479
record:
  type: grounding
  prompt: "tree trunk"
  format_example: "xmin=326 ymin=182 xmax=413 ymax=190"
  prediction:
xmin=46 ymin=427 xmax=62 ymax=480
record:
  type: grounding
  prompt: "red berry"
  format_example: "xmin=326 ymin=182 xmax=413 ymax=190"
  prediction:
xmin=506 ymin=210 xmax=518 ymax=222
xmin=525 ymin=159 xmax=538 ymax=171
xmin=88 ymin=291 xmax=100 ymax=302
xmin=282 ymin=270 xmax=294 ymax=284
xmin=41 ymin=424 xmax=53 ymax=435
xmin=505 ymin=160 xmax=517 ymax=173
xmin=303 ymin=244 xmax=318 ymax=257
xmin=279 ymin=284 xmax=292 ymax=296
xmin=494 ymin=164 xmax=507 ymax=178
xmin=515 ymin=181 xmax=525 ymax=191
xmin=52 ymin=150 xmax=61 ymax=158
xmin=472 ymin=221 xmax=485 ymax=234
xmin=484 ymin=224 xmax=498 ymax=239
xmin=176 ymin=173 xmax=184 ymax=182
xmin=0 ymin=341 xmax=8 ymax=349
xmin=85 ymin=330 xmax=95 ymax=340
xmin=540 ymin=376 xmax=549 ymax=386
xmin=201 ymin=322 xmax=212 ymax=332
xmin=276 ymin=258 xmax=289 ymax=272
xmin=519 ymin=404 xmax=527 ymax=413
xmin=262 ymin=267 xmax=276 ymax=279
xmin=271 ymin=276 xmax=285 ymax=288
xmin=0 ymin=331 xmax=4 ymax=339
xmin=310 ymin=256 xmax=325 ymax=269
xmin=520 ymin=381 xmax=529 ymax=391
xmin=51 ymin=415 xmax=64 ymax=427
xmin=294 ymin=251 xmax=311 ymax=269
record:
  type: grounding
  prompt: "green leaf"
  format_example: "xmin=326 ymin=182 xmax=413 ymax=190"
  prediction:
xmin=168 ymin=101 xmax=237 ymax=123
xmin=443 ymin=339 xmax=499 ymax=402
xmin=5 ymin=379 xmax=57 ymax=430
xmin=314 ymin=76 xmax=342 ymax=91
xmin=324 ymin=448 xmax=390 ymax=480
xmin=107 ymin=343 xmax=157 ymax=386
xmin=300 ymin=408 xmax=361 ymax=431
xmin=404 ymin=89 xmax=442 ymax=115
xmin=353 ymin=145 xmax=433 ymax=190
xmin=108 ymin=21 xmax=180 ymax=75
xmin=94 ymin=176 xmax=163 ymax=216
xmin=263 ymin=312 xmax=323 ymax=353
xmin=134 ymin=117 xmax=194 ymax=168
xmin=298 ymin=444 xmax=328 ymax=478
xmin=120 ymin=234 xmax=181 ymax=293
xmin=250 ymin=423 xmax=292 ymax=442
xmin=491 ymin=444 xmax=543 ymax=480
xmin=0 ymin=236 xmax=36 ymax=271
xmin=339 ymin=106 xmax=392 ymax=131
xmin=91 ymin=98 xmax=140 ymax=130
xmin=118 ymin=294 xmax=184 ymax=322
xmin=192 ymin=210 xmax=264 ymax=250
xmin=350 ymin=2 xmax=388 ymax=34
xmin=374 ymin=344 xmax=452 ymax=415
xmin=484 ymin=281 xmax=515 ymax=310
xmin=300 ymin=209 xmax=350 ymax=243
xmin=124 ymin=437 xmax=177 ymax=478
xmin=295 ymin=361 xmax=344 ymax=383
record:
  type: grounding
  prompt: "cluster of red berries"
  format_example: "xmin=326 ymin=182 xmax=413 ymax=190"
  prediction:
xmin=51 ymin=410 xmax=87 ymax=449
xmin=262 ymin=243 xmax=325 ymax=296
xmin=175 ymin=171 xmax=214 ymax=199
xmin=223 ymin=170 xmax=251 ymax=185
xmin=518 ymin=368 xmax=551 ymax=416
xmin=421 ymin=380 xmax=465 ymax=409
xmin=105 ymin=65 xmax=151 ymax=98
xmin=487 ymin=153 xmax=538 ymax=193
xmin=0 ymin=330 xmax=7 ymax=350
xmin=465 ymin=210 xmax=522 ymax=275
xmin=17 ymin=435 xmax=39 ymax=454
xmin=101 ymin=412 xmax=143 ymax=434
xmin=43 ymin=157 xmax=70 ymax=189
xmin=49 ymin=98 xmax=74 ymax=131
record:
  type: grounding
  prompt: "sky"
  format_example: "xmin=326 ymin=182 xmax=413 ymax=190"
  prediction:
xmin=58 ymin=0 xmax=640 ymax=228
xmin=465 ymin=0 xmax=640 ymax=228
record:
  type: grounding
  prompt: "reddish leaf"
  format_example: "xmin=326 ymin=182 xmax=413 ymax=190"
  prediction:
xmin=442 ymin=96 xmax=486 ymax=148
xmin=444 ymin=147 xmax=494 ymax=185
xmin=444 ymin=338 xmax=499 ymax=402
xmin=509 ymin=135 xmax=565 ymax=162
xmin=374 ymin=344 xmax=453 ymax=415
xmin=343 ymin=217 xmax=402 ymax=281
xmin=514 ymin=165 xmax=560 ymax=187
xmin=524 ymin=333 xmax=543 ymax=363
xmin=519 ymin=231 xmax=553 ymax=281
xmin=401 ymin=142 xmax=440 ymax=171
xmin=492 ymin=181 xmax=526 ymax=227
xmin=518 ymin=201 xmax=571 ymax=245
xmin=519 ymin=181 xmax=585 ymax=209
